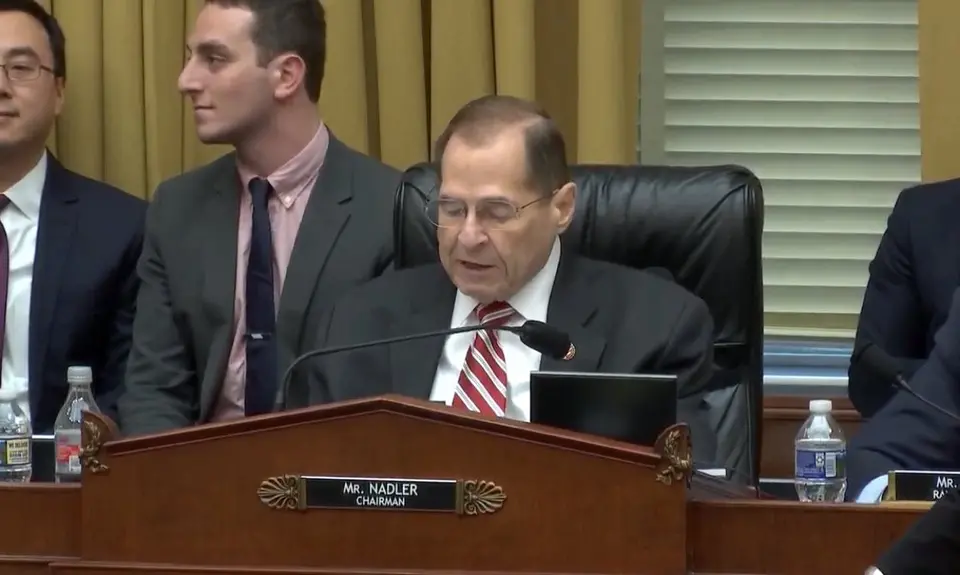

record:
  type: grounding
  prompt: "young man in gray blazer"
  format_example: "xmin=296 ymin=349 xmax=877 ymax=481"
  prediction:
xmin=119 ymin=0 xmax=400 ymax=436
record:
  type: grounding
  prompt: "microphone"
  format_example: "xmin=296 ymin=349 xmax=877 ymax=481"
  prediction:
xmin=852 ymin=343 xmax=960 ymax=424
xmin=279 ymin=320 xmax=576 ymax=408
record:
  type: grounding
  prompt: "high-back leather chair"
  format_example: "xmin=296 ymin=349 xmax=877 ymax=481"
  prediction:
xmin=392 ymin=163 xmax=765 ymax=485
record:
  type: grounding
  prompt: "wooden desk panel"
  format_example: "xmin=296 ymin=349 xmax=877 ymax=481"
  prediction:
xmin=688 ymin=500 xmax=920 ymax=574
xmin=761 ymin=395 xmax=862 ymax=478
xmin=0 ymin=488 xmax=925 ymax=574
xmin=0 ymin=484 xmax=80 ymax=555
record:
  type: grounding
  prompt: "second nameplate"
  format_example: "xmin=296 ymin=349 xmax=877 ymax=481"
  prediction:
xmin=886 ymin=469 xmax=960 ymax=502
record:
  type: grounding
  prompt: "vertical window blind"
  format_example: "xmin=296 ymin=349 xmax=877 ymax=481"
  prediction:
xmin=639 ymin=0 xmax=921 ymax=339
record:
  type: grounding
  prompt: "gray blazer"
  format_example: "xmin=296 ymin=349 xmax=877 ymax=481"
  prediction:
xmin=118 ymin=136 xmax=400 ymax=436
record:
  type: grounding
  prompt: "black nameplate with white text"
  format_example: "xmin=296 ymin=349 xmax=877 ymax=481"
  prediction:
xmin=887 ymin=470 xmax=960 ymax=501
xmin=306 ymin=476 xmax=458 ymax=511
xmin=256 ymin=474 xmax=507 ymax=516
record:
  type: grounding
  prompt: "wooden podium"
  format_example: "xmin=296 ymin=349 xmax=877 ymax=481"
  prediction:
xmin=0 ymin=395 xmax=932 ymax=574
xmin=72 ymin=395 xmax=696 ymax=573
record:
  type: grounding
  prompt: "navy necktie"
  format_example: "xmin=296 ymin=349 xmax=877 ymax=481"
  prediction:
xmin=244 ymin=178 xmax=278 ymax=415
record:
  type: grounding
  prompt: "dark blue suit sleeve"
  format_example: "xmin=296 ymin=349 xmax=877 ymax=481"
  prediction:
xmin=850 ymin=190 xmax=927 ymax=417
xmin=847 ymin=288 xmax=960 ymax=496
xmin=93 ymin=209 xmax=145 ymax=424
xmin=876 ymin=487 xmax=960 ymax=573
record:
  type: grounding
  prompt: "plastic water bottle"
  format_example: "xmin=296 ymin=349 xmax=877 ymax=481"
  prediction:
xmin=0 ymin=388 xmax=32 ymax=482
xmin=53 ymin=366 xmax=101 ymax=483
xmin=794 ymin=399 xmax=846 ymax=502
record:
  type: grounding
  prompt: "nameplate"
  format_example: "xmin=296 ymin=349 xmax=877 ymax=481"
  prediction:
xmin=257 ymin=474 xmax=506 ymax=516
xmin=885 ymin=470 xmax=960 ymax=502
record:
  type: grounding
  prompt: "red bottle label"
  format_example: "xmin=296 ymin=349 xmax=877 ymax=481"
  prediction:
xmin=55 ymin=435 xmax=82 ymax=474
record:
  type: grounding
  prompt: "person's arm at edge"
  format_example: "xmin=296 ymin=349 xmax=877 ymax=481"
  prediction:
xmin=849 ymin=189 xmax=927 ymax=418
xmin=117 ymin=185 xmax=198 ymax=436
xmin=658 ymin=297 xmax=715 ymax=399
xmin=286 ymin=302 xmax=339 ymax=409
xmin=847 ymin=288 xmax=960 ymax=498
xmin=94 ymin=199 xmax=147 ymax=425
xmin=872 ymin=487 xmax=960 ymax=574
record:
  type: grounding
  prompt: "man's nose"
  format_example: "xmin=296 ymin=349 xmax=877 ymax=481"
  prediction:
xmin=0 ymin=67 xmax=13 ymax=97
xmin=177 ymin=62 xmax=199 ymax=94
xmin=457 ymin=216 xmax=488 ymax=248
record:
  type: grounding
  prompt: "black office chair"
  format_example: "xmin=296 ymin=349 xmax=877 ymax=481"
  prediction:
xmin=392 ymin=163 xmax=765 ymax=485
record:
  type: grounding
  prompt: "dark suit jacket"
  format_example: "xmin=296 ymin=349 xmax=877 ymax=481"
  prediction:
xmin=29 ymin=156 xmax=146 ymax=433
xmin=875 ymin=487 xmax=960 ymax=574
xmin=850 ymin=180 xmax=960 ymax=418
xmin=847 ymin=287 xmax=960 ymax=497
xmin=118 ymin=136 xmax=400 ymax=436
xmin=288 ymin=253 xmax=715 ymax=447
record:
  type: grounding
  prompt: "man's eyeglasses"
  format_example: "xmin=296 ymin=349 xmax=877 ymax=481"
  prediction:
xmin=0 ymin=60 xmax=54 ymax=83
xmin=426 ymin=194 xmax=553 ymax=230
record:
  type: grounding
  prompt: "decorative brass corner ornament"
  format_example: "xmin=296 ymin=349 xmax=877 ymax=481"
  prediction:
xmin=459 ymin=479 xmax=506 ymax=515
xmin=258 ymin=475 xmax=303 ymax=510
xmin=654 ymin=424 xmax=693 ymax=487
xmin=80 ymin=418 xmax=109 ymax=474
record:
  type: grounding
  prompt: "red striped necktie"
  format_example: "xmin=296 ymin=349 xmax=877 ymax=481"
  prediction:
xmin=452 ymin=301 xmax=515 ymax=416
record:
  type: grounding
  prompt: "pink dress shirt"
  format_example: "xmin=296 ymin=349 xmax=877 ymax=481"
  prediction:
xmin=211 ymin=124 xmax=330 ymax=421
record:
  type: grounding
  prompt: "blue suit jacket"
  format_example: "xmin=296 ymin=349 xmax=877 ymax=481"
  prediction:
xmin=850 ymin=179 xmax=960 ymax=418
xmin=27 ymin=157 xmax=146 ymax=433
xmin=847 ymin=287 xmax=960 ymax=497
xmin=876 ymin=486 xmax=960 ymax=573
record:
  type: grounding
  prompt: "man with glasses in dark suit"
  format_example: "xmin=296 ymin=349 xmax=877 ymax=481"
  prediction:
xmin=288 ymin=95 xmax=715 ymax=433
xmin=0 ymin=0 xmax=146 ymax=432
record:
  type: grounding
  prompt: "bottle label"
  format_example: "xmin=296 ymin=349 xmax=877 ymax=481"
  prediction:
xmin=0 ymin=437 xmax=30 ymax=466
xmin=55 ymin=431 xmax=82 ymax=475
xmin=795 ymin=448 xmax=846 ymax=480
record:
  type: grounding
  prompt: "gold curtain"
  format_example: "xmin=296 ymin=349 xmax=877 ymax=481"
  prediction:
xmin=919 ymin=0 xmax=960 ymax=182
xmin=42 ymin=0 xmax=640 ymax=199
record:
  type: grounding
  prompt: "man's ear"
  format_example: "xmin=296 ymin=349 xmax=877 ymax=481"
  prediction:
xmin=554 ymin=181 xmax=577 ymax=231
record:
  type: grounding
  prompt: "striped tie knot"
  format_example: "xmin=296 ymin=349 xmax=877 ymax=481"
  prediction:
xmin=476 ymin=301 xmax=515 ymax=327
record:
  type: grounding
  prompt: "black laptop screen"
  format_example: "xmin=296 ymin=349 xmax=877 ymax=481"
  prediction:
xmin=529 ymin=371 xmax=678 ymax=447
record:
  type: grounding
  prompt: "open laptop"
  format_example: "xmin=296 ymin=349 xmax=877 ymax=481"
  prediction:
xmin=529 ymin=371 xmax=678 ymax=447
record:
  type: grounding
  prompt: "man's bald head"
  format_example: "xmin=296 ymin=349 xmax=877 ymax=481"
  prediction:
xmin=434 ymin=95 xmax=570 ymax=196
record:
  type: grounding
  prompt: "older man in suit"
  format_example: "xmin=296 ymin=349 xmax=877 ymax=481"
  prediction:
xmin=0 ymin=0 xmax=145 ymax=432
xmin=118 ymin=0 xmax=399 ymax=435
xmin=287 ymin=95 xmax=714 ymax=425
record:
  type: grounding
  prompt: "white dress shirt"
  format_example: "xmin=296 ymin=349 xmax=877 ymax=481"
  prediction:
xmin=1 ymin=152 xmax=44 ymax=421
xmin=429 ymin=237 xmax=561 ymax=421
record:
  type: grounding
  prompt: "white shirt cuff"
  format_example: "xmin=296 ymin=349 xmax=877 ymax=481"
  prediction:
xmin=856 ymin=475 xmax=889 ymax=503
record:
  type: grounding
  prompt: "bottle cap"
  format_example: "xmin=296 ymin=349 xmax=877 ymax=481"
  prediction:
xmin=809 ymin=399 xmax=833 ymax=413
xmin=67 ymin=366 xmax=93 ymax=384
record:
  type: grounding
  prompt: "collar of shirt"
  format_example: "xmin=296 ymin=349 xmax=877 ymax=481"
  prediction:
xmin=236 ymin=122 xmax=330 ymax=208
xmin=4 ymin=150 xmax=46 ymax=222
xmin=451 ymin=236 xmax=562 ymax=327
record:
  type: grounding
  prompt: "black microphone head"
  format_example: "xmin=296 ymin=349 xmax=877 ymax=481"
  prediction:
xmin=854 ymin=342 xmax=902 ymax=382
xmin=517 ymin=321 xmax=575 ymax=360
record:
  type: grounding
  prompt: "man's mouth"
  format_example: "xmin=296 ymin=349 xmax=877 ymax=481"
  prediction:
xmin=461 ymin=261 xmax=493 ymax=271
